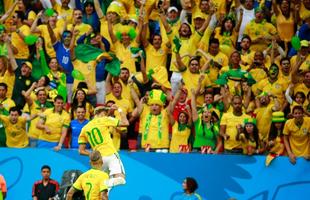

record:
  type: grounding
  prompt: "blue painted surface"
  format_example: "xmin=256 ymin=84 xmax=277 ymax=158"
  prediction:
xmin=0 ymin=149 xmax=310 ymax=200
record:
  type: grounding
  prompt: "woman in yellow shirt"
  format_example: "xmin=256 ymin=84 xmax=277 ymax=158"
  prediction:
xmin=46 ymin=57 xmax=66 ymax=88
xmin=16 ymin=0 xmax=36 ymax=26
xmin=168 ymin=86 xmax=192 ymax=153
xmin=214 ymin=10 xmax=243 ymax=57
xmin=236 ymin=118 xmax=263 ymax=155
xmin=272 ymin=0 xmax=295 ymax=52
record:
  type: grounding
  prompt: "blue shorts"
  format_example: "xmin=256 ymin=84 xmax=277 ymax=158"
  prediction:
xmin=37 ymin=140 xmax=58 ymax=148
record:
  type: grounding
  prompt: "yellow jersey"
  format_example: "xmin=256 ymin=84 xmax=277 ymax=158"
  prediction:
xmin=256 ymin=78 xmax=286 ymax=105
xmin=53 ymin=4 xmax=73 ymax=23
xmin=291 ymin=54 xmax=310 ymax=73
xmin=0 ymin=115 xmax=28 ymax=147
xmin=113 ymin=40 xmax=139 ymax=74
xmin=214 ymin=27 xmax=238 ymax=48
xmin=72 ymin=59 xmax=96 ymax=90
xmin=0 ymin=71 xmax=15 ymax=98
xmin=119 ymin=81 xmax=134 ymax=108
xmin=25 ymin=100 xmax=54 ymax=139
xmin=38 ymin=108 xmax=70 ymax=142
xmin=300 ymin=3 xmax=310 ymax=21
xmin=181 ymin=69 xmax=211 ymax=106
xmin=0 ymin=98 xmax=15 ymax=112
xmin=254 ymin=103 xmax=274 ymax=141
xmin=243 ymin=20 xmax=277 ymax=52
xmin=145 ymin=44 xmax=169 ymax=71
xmin=105 ymin=93 xmax=133 ymax=115
xmin=37 ymin=25 xmax=62 ymax=58
xmin=220 ymin=112 xmax=250 ymax=150
xmin=99 ymin=19 xmax=122 ymax=52
xmin=206 ymin=52 xmax=229 ymax=83
xmin=169 ymin=31 xmax=202 ymax=72
xmin=240 ymin=50 xmax=255 ymax=67
xmin=11 ymin=25 xmax=30 ymax=59
xmin=169 ymin=122 xmax=191 ymax=153
xmin=67 ymin=23 xmax=92 ymax=44
xmin=140 ymin=106 xmax=170 ymax=149
xmin=78 ymin=116 xmax=119 ymax=156
xmin=276 ymin=11 xmax=294 ymax=42
xmin=73 ymin=168 xmax=109 ymax=200
xmin=283 ymin=117 xmax=310 ymax=157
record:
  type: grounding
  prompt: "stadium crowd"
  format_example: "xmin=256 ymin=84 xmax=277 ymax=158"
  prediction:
xmin=0 ymin=0 xmax=310 ymax=166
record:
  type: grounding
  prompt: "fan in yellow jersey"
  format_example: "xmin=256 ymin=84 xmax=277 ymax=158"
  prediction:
xmin=51 ymin=0 xmax=73 ymax=24
xmin=0 ymin=106 xmax=28 ymax=148
xmin=290 ymin=40 xmax=310 ymax=73
xmin=0 ymin=82 xmax=15 ymax=147
xmin=218 ymin=95 xmax=251 ymax=153
xmin=93 ymin=0 xmax=122 ymax=50
xmin=67 ymin=9 xmax=93 ymax=44
xmin=159 ymin=7 xmax=214 ymax=94
xmin=255 ymin=64 xmax=286 ymax=109
xmin=131 ymin=88 xmax=170 ymax=152
xmin=30 ymin=10 xmax=63 ymax=58
xmin=36 ymin=95 xmax=70 ymax=150
xmin=168 ymin=86 xmax=192 ymax=153
xmin=66 ymin=151 xmax=109 ymax=200
xmin=23 ymin=88 xmax=54 ymax=147
xmin=239 ymin=35 xmax=255 ymax=67
xmin=175 ymin=52 xmax=211 ymax=106
xmin=78 ymin=104 xmax=129 ymax=188
xmin=10 ymin=10 xmax=31 ymax=64
xmin=283 ymin=105 xmax=310 ymax=165
xmin=254 ymin=92 xmax=280 ymax=142
xmin=69 ymin=29 xmax=98 ymax=92
xmin=243 ymin=7 xmax=277 ymax=52
xmin=107 ymin=20 xmax=139 ymax=74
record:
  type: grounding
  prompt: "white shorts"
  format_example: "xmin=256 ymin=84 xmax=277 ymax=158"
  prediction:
xmin=102 ymin=153 xmax=125 ymax=176
xmin=96 ymin=81 xmax=106 ymax=105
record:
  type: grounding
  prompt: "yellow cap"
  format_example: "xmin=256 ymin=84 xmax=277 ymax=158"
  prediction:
xmin=129 ymin=14 xmax=138 ymax=24
xmin=148 ymin=89 xmax=166 ymax=106
xmin=301 ymin=40 xmax=309 ymax=47
xmin=22 ymin=61 xmax=32 ymax=70
xmin=271 ymin=111 xmax=285 ymax=123
xmin=193 ymin=11 xmax=206 ymax=19
xmin=107 ymin=3 xmax=121 ymax=16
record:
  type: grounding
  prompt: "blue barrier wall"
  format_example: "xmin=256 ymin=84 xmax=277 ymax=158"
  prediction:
xmin=0 ymin=148 xmax=310 ymax=200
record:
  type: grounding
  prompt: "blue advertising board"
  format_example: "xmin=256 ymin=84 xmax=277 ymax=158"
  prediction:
xmin=0 ymin=148 xmax=309 ymax=200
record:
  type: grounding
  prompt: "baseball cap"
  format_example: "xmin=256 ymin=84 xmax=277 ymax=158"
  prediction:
xmin=301 ymin=40 xmax=309 ymax=47
xmin=22 ymin=61 xmax=32 ymax=70
xmin=168 ymin=6 xmax=178 ymax=13
xmin=129 ymin=14 xmax=138 ymax=24
xmin=193 ymin=11 xmax=206 ymax=19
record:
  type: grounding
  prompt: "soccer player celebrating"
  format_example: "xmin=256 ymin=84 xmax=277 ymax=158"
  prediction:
xmin=78 ymin=104 xmax=129 ymax=189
